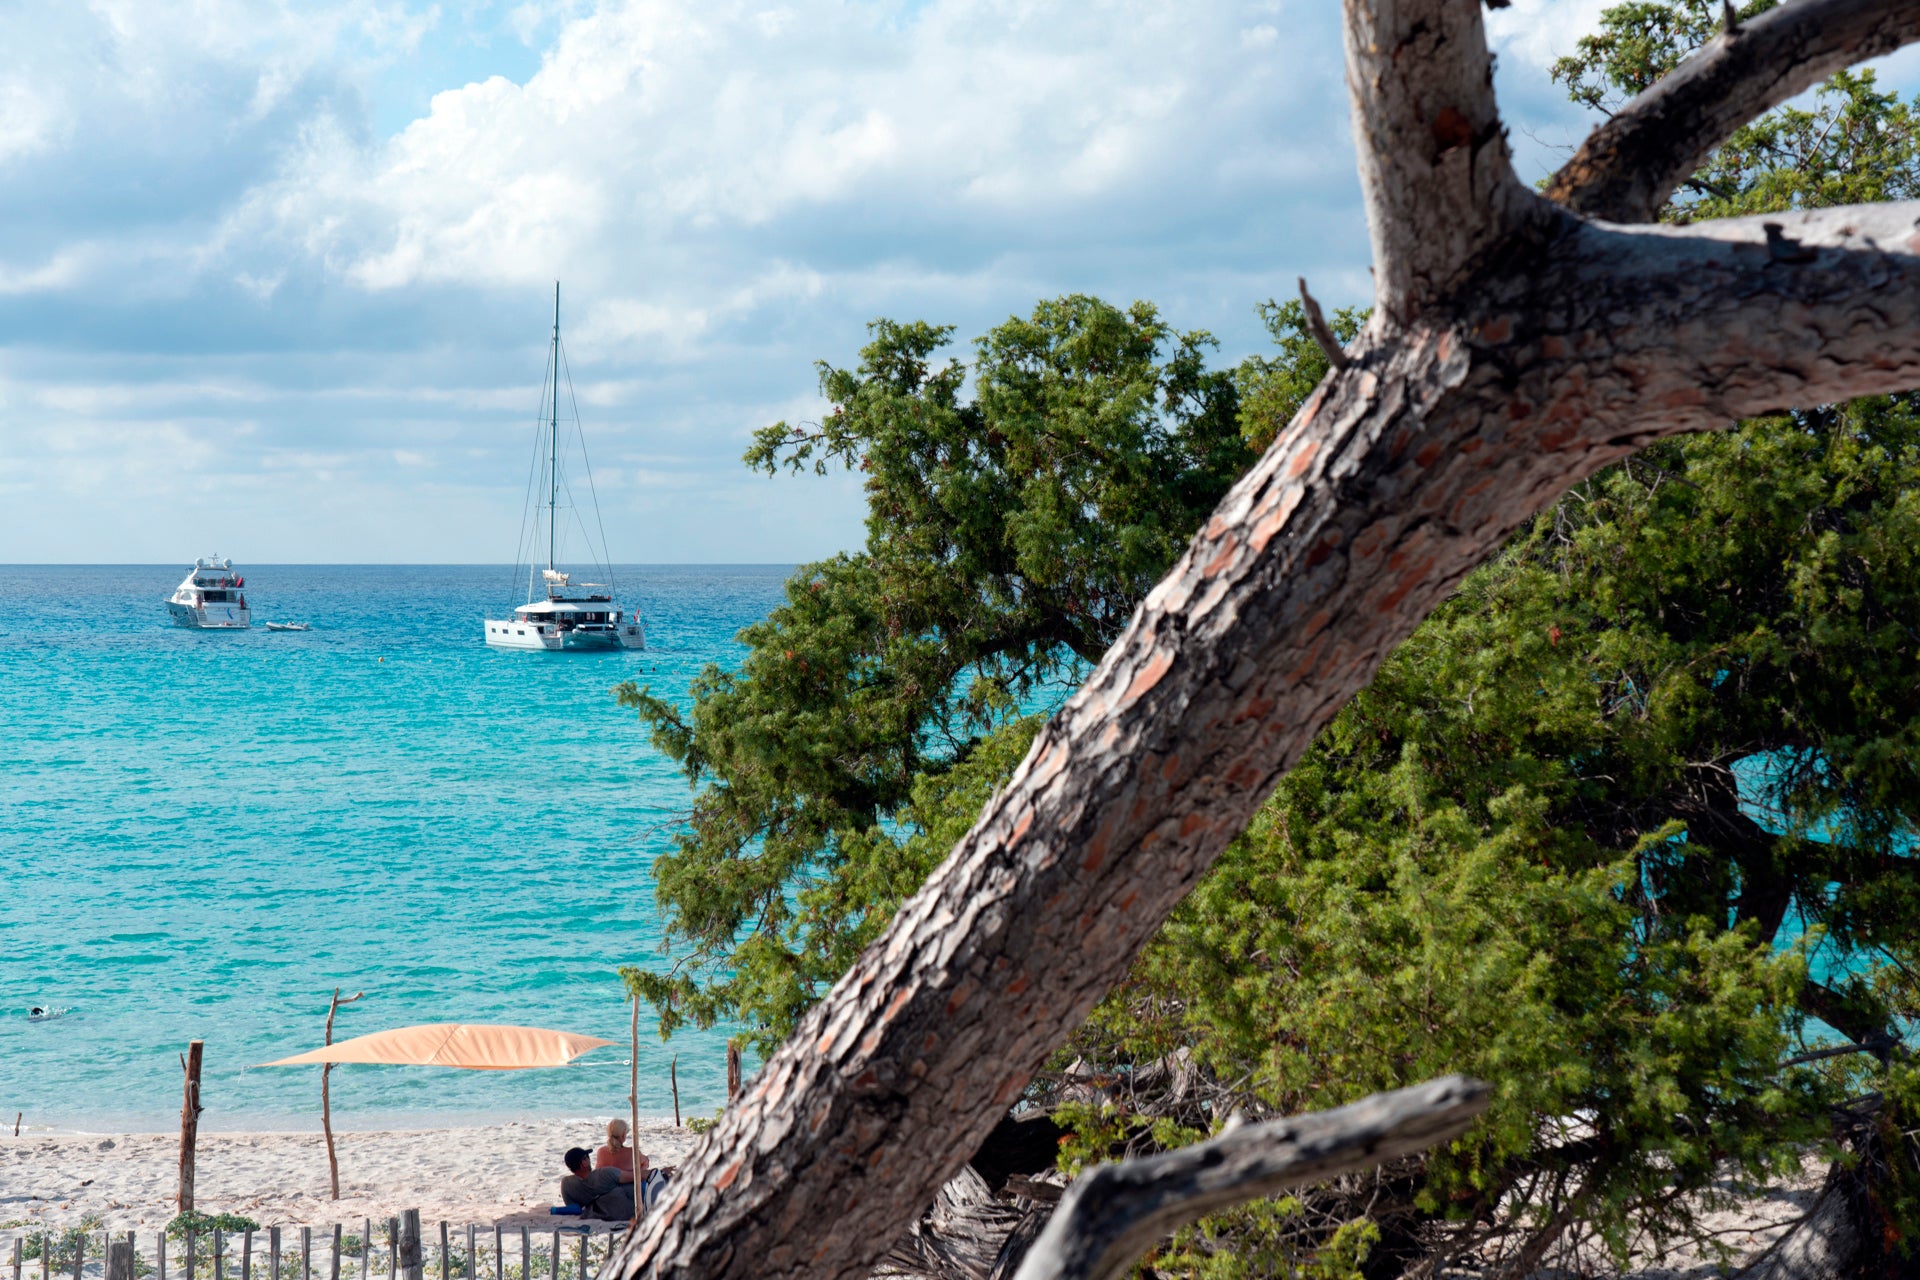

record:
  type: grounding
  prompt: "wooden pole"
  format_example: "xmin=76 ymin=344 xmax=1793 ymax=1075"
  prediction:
xmin=629 ymin=994 xmax=641 ymax=1227
xmin=68 ymin=1232 xmax=80 ymax=1280
xmin=328 ymin=1226 xmax=340 ymax=1280
xmin=12 ymin=1236 xmax=21 ymax=1280
xmin=183 ymin=1233 xmax=195 ymax=1280
xmin=464 ymin=1227 xmax=473 ymax=1280
xmin=12 ymin=1112 xmax=18 ymax=1136
xmin=669 ymin=1056 xmax=679 ymax=1128
xmin=299 ymin=1229 xmax=310 ymax=1280
xmin=490 ymin=1231 xmax=500 ymax=1280
xmin=241 ymin=1229 xmax=253 ymax=1280
xmin=436 ymin=1222 xmax=447 ymax=1280
xmin=106 ymin=1239 xmax=134 ymax=1280
xmin=396 ymin=1213 xmax=419 ymax=1280
xmin=358 ymin=1222 xmax=369 ymax=1280
xmin=178 ymin=1041 xmax=204 ymax=1212
xmin=322 ymin=989 xmax=364 ymax=1200
xmin=212 ymin=1231 xmax=223 ymax=1280
xmin=384 ymin=1221 xmax=396 ymax=1280
xmin=40 ymin=1231 xmax=51 ymax=1280
xmin=157 ymin=1233 xmax=166 ymax=1280
xmin=516 ymin=1231 xmax=526 ymax=1280
xmin=269 ymin=1227 xmax=280 ymax=1280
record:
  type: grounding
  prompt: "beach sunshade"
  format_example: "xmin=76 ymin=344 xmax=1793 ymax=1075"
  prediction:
xmin=257 ymin=1023 xmax=611 ymax=1071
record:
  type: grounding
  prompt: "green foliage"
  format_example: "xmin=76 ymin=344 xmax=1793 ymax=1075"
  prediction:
xmin=165 ymin=1211 xmax=261 ymax=1240
xmin=1080 ymin=399 xmax=1920 ymax=1269
xmin=1234 ymin=299 xmax=1365 ymax=453
xmin=619 ymin=296 xmax=1248 ymax=1051
xmin=22 ymin=1219 xmax=104 ymax=1267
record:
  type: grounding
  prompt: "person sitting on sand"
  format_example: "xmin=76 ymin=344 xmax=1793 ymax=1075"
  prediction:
xmin=595 ymin=1118 xmax=645 ymax=1179
xmin=561 ymin=1147 xmax=635 ymax=1221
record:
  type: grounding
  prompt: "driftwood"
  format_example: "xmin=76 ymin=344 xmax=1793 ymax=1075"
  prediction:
xmin=609 ymin=2 xmax=1920 ymax=1278
xmin=1011 ymin=1077 xmax=1490 ymax=1280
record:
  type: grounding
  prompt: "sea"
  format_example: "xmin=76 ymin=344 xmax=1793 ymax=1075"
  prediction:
xmin=0 ymin=564 xmax=792 ymax=1133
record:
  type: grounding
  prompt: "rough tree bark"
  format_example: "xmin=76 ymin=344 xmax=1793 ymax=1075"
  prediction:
xmin=611 ymin=3 xmax=1920 ymax=1277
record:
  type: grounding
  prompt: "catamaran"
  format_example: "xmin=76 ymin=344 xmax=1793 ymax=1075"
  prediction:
xmin=484 ymin=285 xmax=645 ymax=652
xmin=165 ymin=555 xmax=251 ymax=629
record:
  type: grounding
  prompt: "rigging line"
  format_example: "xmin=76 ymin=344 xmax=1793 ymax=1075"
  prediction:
xmin=511 ymin=347 xmax=555 ymax=606
xmin=558 ymin=337 xmax=616 ymax=594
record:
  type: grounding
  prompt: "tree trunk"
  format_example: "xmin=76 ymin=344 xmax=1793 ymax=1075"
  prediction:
xmin=610 ymin=4 xmax=1920 ymax=1278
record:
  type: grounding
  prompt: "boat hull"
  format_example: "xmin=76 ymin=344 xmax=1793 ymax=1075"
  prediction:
xmin=168 ymin=600 xmax=250 ymax=629
xmin=484 ymin=620 xmax=644 ymax=651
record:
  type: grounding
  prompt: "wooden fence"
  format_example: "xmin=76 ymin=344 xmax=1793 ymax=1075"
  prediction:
xmin=3 ymin=1216 xmax=630 ymax=1280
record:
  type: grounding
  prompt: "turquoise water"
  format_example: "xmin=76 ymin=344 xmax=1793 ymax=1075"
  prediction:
xmin=0 ymin=564 xmax=789 ymax=1132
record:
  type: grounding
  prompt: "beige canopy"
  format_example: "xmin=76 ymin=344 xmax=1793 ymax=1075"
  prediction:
xmin=257 ymin=1023 xmax=612 ymax=1071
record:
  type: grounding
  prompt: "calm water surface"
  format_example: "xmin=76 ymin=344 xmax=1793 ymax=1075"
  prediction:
xmin=0 ymin=564 xmax=789 ymax=1131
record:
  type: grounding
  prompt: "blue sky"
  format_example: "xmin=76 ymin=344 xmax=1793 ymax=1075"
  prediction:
xmin=3 ymin=0 xmax=1915 ymax=564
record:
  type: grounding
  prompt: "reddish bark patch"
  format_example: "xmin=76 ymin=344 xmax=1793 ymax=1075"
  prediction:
xmin=1203 ymin=537 xmax=1240 ymax=577
xmin=714 ymin=1158 xmax=745 ymax=1191
xmin=944 ymin=978 xmax=978 ymax=1017
xmin=1124 ymin=650 xmax=1174 ymax=701
xmin=1288 ymin=438 xmax=1321 ymax=478
xmin=1431 ymin=105 xmax=1473 ymax=150
xmin=1477 ymin=315 xmax=1511 ymax=343
xmin=1415 ymin=441 xmax=1443 ymax=467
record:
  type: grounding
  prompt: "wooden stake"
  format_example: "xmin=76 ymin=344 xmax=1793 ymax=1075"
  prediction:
xmin=212 ymin=1231 xmax=223 ymax=1280
xmin=157 ymin=1232 xmax=166 ymax=1280
xmin=241 ymin=1229 xmax=252 ymax=1280
xmin=437 ymin=1221 xmax=447 ymax=1280
xmin=178 ymin=1041 xmax=204 ymax=1213
xmin=516 ymin=1230 xmax=526 ymax=1280
xmin=397 ymin=1212 xmax=419 ymax=1280
xmin=12 ymin=1235 xmax=21 ymax=1280
xmin=725 ymin=1042 xmax=740 ymax=1101
xmin=69 ymin=1230 xmax=81 ymax=1280
xmin=670 ymin=1056 xmax=679 ymax=1128
xmin=490 ymin=1230 xmax=500 ymax=1280
xmin=464 ymin=1226 xmax=473 ymax=1280
xmin=300 ymin=1229 xmax=310 ymax=1280
xmin=385 ymin=1220 xmax=397 ymax=1280
xmin=12 ymin=1111 xmax=18 ymax=1136
xmin=183 ymin=1233 xmax=196 ymax=1280
xmin=629 ymin=994 xmax=641 ymax=1228
xmin=106 ymin=1239 xmax=135 ymax=1280
xmin=322 ymin=989 xmax=364 ymax=1200
xmin=329 ymin=1226 xmax=341 ymax=1280
xmin=359 ymin=1221 xmax=370 ymax=1280
xmin=269 ymin=1227 xmax=280 ymax=1280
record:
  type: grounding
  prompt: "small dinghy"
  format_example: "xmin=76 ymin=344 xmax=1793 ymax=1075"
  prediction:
xmin=264 ymin=622 xmax=311 ymax=632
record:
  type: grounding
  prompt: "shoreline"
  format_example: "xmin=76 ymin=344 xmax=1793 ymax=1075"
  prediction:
xmin=0 ymin=1117 xmax=698 ymax=1237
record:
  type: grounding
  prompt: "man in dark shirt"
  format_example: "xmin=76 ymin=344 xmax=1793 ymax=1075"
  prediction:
xmin=560 ymin=1147 xmax=636 ymax=1220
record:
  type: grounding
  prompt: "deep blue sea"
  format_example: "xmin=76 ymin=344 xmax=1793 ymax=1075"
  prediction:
xmin=0 ymin=564 xmax=790 ymax=1133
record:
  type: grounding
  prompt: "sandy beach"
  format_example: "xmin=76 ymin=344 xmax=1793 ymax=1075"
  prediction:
xmin=0 ymin=1117 xmax=698 ymax=1251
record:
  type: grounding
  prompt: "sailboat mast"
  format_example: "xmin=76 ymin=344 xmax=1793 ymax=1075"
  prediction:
xmin=548 ymin=281 xmax=560 ymax=576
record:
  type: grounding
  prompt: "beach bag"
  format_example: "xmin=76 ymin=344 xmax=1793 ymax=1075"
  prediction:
xmin=637 ymin=1168 xmax=671 ymax=1211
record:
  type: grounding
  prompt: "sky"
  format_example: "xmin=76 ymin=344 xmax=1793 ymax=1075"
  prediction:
xmin=2 ymin=0 xmax=1915 ymax=564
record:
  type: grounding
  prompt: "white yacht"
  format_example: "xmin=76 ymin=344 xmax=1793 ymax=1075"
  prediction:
xmin=485 ymin=285 xmax=645 ymax=653
xmin=166 ymin=556 xmax=251 ymax=629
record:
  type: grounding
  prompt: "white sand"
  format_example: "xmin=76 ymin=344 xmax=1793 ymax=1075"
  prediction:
xmin=0 ymin=1118 xmax=696 ymax=1247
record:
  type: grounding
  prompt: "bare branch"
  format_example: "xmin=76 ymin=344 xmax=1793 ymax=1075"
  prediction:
xmin=1010 ymin=1077 xmax=1491 ymax=1280
xmin=1342 ymin=0 xmax=1535 ymax=320
xmin=1546 ymin=0 xmax=1920 ymax=223
xmin=1297 ymin=278 xmax=1351 ymax=371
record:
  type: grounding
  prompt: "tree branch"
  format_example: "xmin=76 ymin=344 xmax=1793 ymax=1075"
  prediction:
xmin=1343 ymin=0 xmax=1535 ymax=320
xmin=1009 ymin=1077 xmax=1490 ymax=1280
xmin=1545 ymin=0 xmax=1920 ymax=223
xmin=613 ymin=200 xmax=1920 ymax=1280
